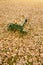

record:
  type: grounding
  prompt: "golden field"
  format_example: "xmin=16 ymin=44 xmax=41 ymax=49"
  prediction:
xmin=0 ymin=0 xmax=43 ymax=65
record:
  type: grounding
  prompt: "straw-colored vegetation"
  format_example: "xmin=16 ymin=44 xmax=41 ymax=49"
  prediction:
xmin=0 ymin=0 xmax=43 ymax=65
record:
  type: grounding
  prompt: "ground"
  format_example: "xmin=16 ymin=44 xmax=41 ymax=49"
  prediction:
xmin=0 ymin=0 xmax=43 ymax=65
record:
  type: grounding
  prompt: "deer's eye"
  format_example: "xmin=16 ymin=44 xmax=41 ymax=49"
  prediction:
xmin=25 ymin=19 xmax=27 ymax=22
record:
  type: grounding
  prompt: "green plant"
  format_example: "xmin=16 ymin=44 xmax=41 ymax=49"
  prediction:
xmin=7 ymin=54 xmax=19 ymax=65
xmin=7 ymin=56 xmax=13 ymax=65
xmin=8 ymin=19 xmax=27 ymax=34
xmin=26 ymin=61 xmax=33 ymax=65
xmin=13 ymin=54 xmax=19 ymax=62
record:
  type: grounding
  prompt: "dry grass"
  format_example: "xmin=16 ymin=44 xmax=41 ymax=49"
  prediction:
xmin=0 ymin=0 xmax=43 ymax=65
